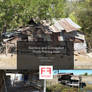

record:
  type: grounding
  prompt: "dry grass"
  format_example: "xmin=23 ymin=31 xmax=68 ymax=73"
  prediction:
xmin=84 ymin=84 xmax=92 ymax=90
xmin=47 ymin=84 xmax=81 ymax=92
xmin=0 ymin=54 xmax=17 ymax=69
xmin=74 ymin=53 xmax=92 ymax=69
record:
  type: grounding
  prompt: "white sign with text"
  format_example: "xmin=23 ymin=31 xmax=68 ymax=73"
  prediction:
xmin=39 ymin=66 xmax=53 ymax=79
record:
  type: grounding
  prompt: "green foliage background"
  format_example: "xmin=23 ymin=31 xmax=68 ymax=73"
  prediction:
xmin=65 ymin=0 xmax=92 ymax=49
xmin=0 ymin=0 xmax=92 ymax=48
xmin=0 ymin=0 xmax=65 ymax=31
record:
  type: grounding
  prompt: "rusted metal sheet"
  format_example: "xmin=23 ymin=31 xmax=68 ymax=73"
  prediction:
xmin=59 ymin=19 xmax=79 ymax=32
xmin=50 ymin=25 xmax=61 ymax=33
xmin=66 ymin=18 xmax=81 ymax=29
xmin=49 ymin=18 xmax=81 ymax=33
xmin=52 ymin=19 xmax=64 ymax=31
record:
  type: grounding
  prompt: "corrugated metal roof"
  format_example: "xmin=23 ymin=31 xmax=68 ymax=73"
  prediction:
xmin=50 ymin=25 xmax=61 ymax=33
xmin=66 ymin=18 xmax=81 ymax=29
xmin=53 ymin=19 xmax=64 ymax=31
xmin=49 ymin=18 xmax=81 ymax=33
xmin=59 ymin=18 xmax=80 ymax=32
xmin=43 ymin=18 xmax=81 ymax=33
xmin=48 ymin=19 xmax=64 ymax=33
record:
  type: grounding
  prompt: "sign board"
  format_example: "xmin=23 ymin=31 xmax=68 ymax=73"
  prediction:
xmin=39 ymin=66 xmax=53 ymax=79
xmin=17 ymin=41 xmax=74 ymax=70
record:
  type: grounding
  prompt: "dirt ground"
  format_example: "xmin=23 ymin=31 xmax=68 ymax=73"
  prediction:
xmin=74 ymin=53 xmax=92 ymax=69
xmin=0 ymin=54 xmax=17 ymax=69
xmin=0 ymin=52 xmax=92 ymax=69
xmin=6 ymin=81 xmax=42 ymax=92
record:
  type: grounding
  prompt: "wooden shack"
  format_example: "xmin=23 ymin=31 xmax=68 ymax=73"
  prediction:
xmin=43 ymin=18 xmax=87 ymax=54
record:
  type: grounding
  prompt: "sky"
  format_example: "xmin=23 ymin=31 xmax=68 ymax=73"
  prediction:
xmin=54 ymin=70 xmax=92 ymax=75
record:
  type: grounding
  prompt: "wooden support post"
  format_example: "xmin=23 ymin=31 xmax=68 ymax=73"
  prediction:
xmin=5 ymin=43 xmax=8 ymax=55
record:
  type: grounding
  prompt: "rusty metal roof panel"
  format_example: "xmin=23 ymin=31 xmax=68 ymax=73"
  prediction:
xmin=43 ymin=18 xmax=81 ymax=33
xmin=49 ymin=19 xmax=64 ymax=33
xmin=53 ymin=19 xmax=64 ymax=31
xmin=66 ymin=18 xmax=81 ymax=29
xmin=59 ymin=19 xmax=77 ymax=32
xmin=50 ymin=25 xmax=61 ymax=33
xmin=59 ymin=18 xmax=81 ymax=32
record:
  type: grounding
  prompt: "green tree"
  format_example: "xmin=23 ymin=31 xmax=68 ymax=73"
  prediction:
xmin=84 ymin=72 xmax=88 ymax=76
xmin=76 ymin=0 xmax=92 ymax=49
xmin=64 ymin=0 xmax=92 ymax=49
xmin=0 ymin=0 xmax=65 ymax=32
